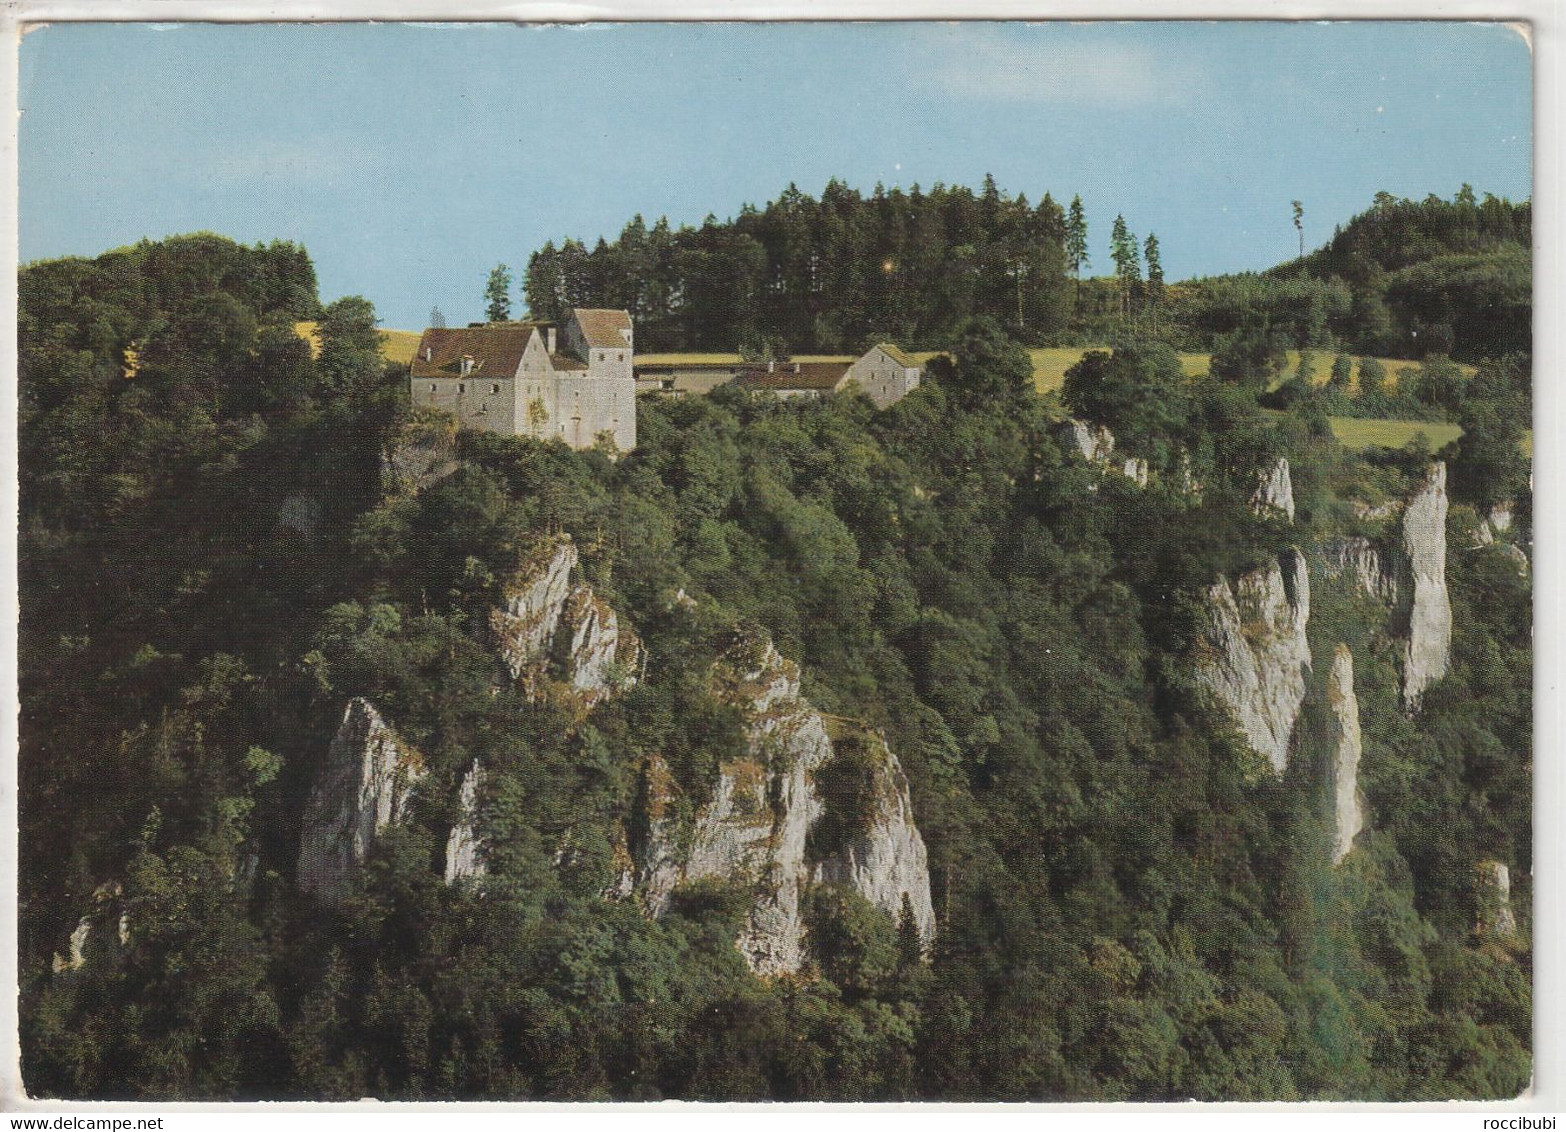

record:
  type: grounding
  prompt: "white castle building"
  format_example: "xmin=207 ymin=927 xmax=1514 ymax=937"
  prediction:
xmin=410 ymin=308 xmax=636 ymax=452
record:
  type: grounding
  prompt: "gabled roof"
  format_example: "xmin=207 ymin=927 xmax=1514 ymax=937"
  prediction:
xmin=735 ymin=361 xmax=851 ymax=392
xmin=873 ymin=342 xmax=918 ymax=368
xmin=411 ymin=324 xmax=541 ymax=379
xmin=570 ymin=308 xmax=633 ymax=349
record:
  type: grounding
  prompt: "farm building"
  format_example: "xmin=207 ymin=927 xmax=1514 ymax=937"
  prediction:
xmin=634 ymin=343 xmax=921 ymax=407
xmin=844 ymin=343 xmax=922 ymax=408
xmin=410 ymin=308 xmax=636 ymax=451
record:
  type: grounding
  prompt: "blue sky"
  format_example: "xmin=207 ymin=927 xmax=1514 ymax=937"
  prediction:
xmin=20 ymin=21 xmax=1532 ymax=331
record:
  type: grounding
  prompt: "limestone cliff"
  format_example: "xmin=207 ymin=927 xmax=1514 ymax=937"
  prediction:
xmin=1476 ymin=860 xmax=1520 ymax=942
xmin=1251 ymin=457 xmax=1295 ymax=522
xmin=636 ymin=633 xmax=936 ymax=975
xmin=1323 ymin=464 xmax=1452 ymax=711
xmin=52 ymin=882 xmax=128 ymax=974
xmin=811 ymin=725 xmax=937 ymax=949
xmin=490 ymin=535 xmax=643 ymax=706
xmin=444 ymin=760 xmax=487 ymax=885
xmin=1327 ymin=645 xmax=1365 ymax=864
xmin=1322 ymin=536 xmax=1399 ymax=606
xmin=1055 ymin=419 xmax=1152 ymax=487
xmin=382 ymin=413 xmax=460 ymax=496
xmin=297 ymin=698 xmax=425 ymax=902
xmin=1192 ymin=550 xmax=1312 ymax=773
xmin=1400 ymin=463 xmax=1451 ymax=709
xmin=491 ymin=537 xmax=579 ymax=689
xmin=1057 ymin=418 xmax=1116 ymax=464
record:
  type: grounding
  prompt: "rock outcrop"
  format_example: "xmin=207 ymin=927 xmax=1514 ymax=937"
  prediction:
xmin=1489 ymin=502 xmax=1514 ymax=534
xmin=1476 ymin=860 xmax=1520 ymax=942
xmin=1400 ymin=463 xmax=1451 ymax=709
xmin=811 ymin=727 xmax=937 ymax=948
xmin=444 ymin=760 xmax=487 ymax=885
xmin=52 ymin=883 xmax=128 ymax=974
xmin=1057 ymin=418 xmax=1116 ymax=464
xmin=492 ymin=537 xmax=580 ymax=687
xmin=1322 ymin=536 xmax=1400 ymax=606
xmin=297 ymin=698 xmax=425 ymax=902
xmin=490 ymin=535 xmax=643 ymax=706
xmin=634 ymin=755 xmax=685 ymax=916
xmin=1251 ymin=457 xmax=1295 ymax=522
xmin=1055 ymin=419 xmax=1153 ymax=487
xmin=1327 ymin=645 xmax=1365 ymax=864
xmin=382 ymin=414 xmax=460 ymax=496
xmin=1192 ymin=550 xmax=1312 ymax=773
xmin=1325 ymin=464 xmax=1452 ymax=711
xmin=636 ymin=633 xmax=935 ymax=975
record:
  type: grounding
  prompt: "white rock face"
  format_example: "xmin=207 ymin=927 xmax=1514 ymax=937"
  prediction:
xmin=1192 ymin=550 xmax=1312 ymax=773
xmin=558 ymin=585 xmax=644 ymax=707
xmin=1322 ymin=536 xmax=1399 ymax=606
xmin=54 ymin=883 xmax=127 ymax=974
xmin=1327 ymin=645 xmax=1365 ymax=864
xmin=1489 ymin=502 xmax=1514 ymax=533
xmin=490 ymin=535 xmax=641 ymax=705
xmin=1401 ymin=463 xmax=1451 ymax=710
xmin=642 ymin=634 xmax=936 ymax=975
xmin=1177 ymin=451 xmax=1202 ymax=499
xmin=1122 ymin=457 xmax=1150 ymax=487
xmin=492 ymin=537 xmax=579 ymax=686
xmin=297 ymin=698 xmax=425 ymax=902
xmin=1501 ymin=542 xmax=1530 ymax=575
xmin=1252 ymin=457 xmax=1296 ymax=522
xmin=1476 ymin=860 xmax=1520 ymax=941
xmin=812 ymin=730 xmax=937 ymax=951
xmin=634 ymin=756 xmax=686 ymax=917
xmin=1059 ymin=418 xmax=1116 ymax=464
xmin=444 ymin=760 xmax=487 ymax=885
xmin=1470 ymin=519 xmax=1495 ymax=548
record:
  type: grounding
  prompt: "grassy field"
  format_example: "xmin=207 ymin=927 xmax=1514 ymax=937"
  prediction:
xmin=294 ymin=321 xmax=421 ymax=365
xmin=552 ymin=345 xmax=1467 ymax=400
xmin=1326 ymin=417 xmax=1464 ymax=451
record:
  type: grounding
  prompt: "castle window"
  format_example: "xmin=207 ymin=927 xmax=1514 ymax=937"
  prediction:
xmin=430 ymin=384 xmax=437 ymax=393
xmin=459 ymin=383 xmax=466 ymax=394
xmin=491 ymin=383 xmax=501 ymax=394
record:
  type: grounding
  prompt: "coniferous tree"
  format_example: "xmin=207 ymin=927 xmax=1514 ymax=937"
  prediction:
xmin=1143 ymin=232 xmax=1165 ymax=332
xmin=1110 ymin=215 xmax=1141 ymax=322
xmin=1066 ymin=195 xmax=1090 ymax=309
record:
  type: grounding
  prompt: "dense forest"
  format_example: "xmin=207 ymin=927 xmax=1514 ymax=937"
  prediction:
xmin=18 ymin=212 xmax=1530 ymax=1100
xmin=520 ymin=181 xmax=1528 ymax=365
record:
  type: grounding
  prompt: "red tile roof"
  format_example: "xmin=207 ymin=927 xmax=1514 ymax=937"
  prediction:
xmin=734 ymin=361 xmax=850 ymax=392
xmin=570 ymin=308 xmax=633 ymax=350
xmin=410 ymin=324 xmax=541 ymax=379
